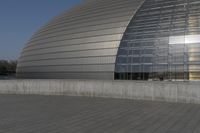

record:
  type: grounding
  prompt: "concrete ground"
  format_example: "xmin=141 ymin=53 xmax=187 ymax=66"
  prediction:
xmin=0 ymin=95 xmax=200 ymax=133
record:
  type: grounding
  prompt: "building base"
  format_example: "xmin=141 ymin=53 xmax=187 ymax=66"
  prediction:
xmin=0 ymin=79 xmax=200 ymax=104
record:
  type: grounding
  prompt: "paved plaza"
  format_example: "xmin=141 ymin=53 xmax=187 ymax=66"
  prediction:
xmin=0 ymin=95 xmax=200 ymax=133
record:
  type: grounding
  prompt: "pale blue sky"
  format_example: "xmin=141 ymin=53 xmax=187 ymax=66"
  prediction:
xmin=0 ymin=0 xmax=83 ymax=60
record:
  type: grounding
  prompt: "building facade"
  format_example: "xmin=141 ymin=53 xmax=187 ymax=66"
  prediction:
xmin=17 ymin=0 xmax=200 ymax=81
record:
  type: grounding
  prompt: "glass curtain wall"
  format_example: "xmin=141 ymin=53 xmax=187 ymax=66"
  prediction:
xmin=115 ymin=0 xmax=200 ymax=81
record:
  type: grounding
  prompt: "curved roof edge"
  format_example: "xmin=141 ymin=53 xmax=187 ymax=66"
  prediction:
xmin=17 ymin=0 xmax=145 ymax=80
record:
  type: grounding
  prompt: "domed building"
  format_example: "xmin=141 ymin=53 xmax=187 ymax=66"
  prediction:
xmin=17 ymin=0 xmax=200 ymax=81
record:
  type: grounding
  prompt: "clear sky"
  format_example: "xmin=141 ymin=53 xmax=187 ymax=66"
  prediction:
xmin=0 ymin=0 xmax=83 ymax=60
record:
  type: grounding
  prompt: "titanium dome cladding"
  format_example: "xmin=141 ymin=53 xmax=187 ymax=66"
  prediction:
xmin=17 ymin=0 xmax=200 ymax=81
xmin=17 ymin=0 xmax=144 ymax=79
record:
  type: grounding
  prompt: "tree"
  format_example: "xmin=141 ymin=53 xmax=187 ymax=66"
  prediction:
xmin=0 ymin=60 xmax=17 ymax=75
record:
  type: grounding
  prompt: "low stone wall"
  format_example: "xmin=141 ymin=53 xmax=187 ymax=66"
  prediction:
xmin=0 ymin=79 xmax=200 ymax=104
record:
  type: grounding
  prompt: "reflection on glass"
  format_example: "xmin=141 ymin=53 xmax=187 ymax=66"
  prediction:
xmin=169 ymin=35 xmax=200 ymax=44
xmin=115 ymin=0 xmax=200 ymax=81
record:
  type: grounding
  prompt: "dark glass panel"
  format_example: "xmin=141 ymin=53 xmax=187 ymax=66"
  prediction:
xmin=115 ymin=0 xmax=200 ymax=81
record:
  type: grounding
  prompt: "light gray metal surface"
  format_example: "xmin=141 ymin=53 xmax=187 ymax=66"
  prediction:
xmin=17 ymin=0 xmax=145 ymax=79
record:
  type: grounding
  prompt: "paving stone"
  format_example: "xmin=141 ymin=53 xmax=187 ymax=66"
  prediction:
xmin=0 ymin=95 xmax=200 ymax=133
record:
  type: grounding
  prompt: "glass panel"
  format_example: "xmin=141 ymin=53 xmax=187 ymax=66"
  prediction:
xmin=115 ymin=0 xmax=200 ymax=81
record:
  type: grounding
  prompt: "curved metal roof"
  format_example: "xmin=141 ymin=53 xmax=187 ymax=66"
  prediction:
xmin=17 ymin=0 xmax=144 ymax=79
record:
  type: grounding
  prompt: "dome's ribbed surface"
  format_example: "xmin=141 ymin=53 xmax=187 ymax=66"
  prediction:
xmin=17 ymin=0 xmax=144 ymax=79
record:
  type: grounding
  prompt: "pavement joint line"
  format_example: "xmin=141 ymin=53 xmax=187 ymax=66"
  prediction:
xmin=1 ymin=95 xmax=200 ymax=133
